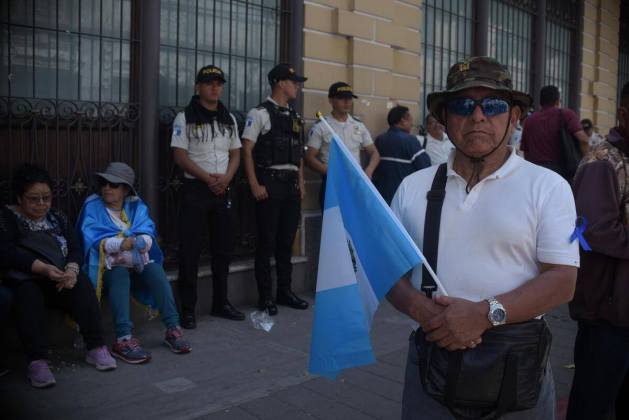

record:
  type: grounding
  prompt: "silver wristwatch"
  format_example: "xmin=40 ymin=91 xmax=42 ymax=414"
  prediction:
xmin=486 ymin=296 xmax=507 ymax=326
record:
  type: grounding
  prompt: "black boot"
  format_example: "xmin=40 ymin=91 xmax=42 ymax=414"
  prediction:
xmin=180 ymin=311 xmax=196 ymax=330
xmin=211 ymin=301 xmax=245 ymax=321
xmin=258 ymin=299 xmax=278 ymax=316
xmin=276 ymin=289 xmax=309 ymax=310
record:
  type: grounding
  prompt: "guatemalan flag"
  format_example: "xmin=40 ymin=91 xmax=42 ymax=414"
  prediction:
xmin=308 ymin=115 xmax=433 ymax=379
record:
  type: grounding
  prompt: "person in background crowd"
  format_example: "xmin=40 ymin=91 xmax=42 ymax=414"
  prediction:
xmin=372 ymin=105 xmax=431 ymax=205
xmin=305 ymin=82 xmax=380 ymax=209
xmin=567 ymin=82 xmax=629 ymax=420
xmin=520 ymin=85 xmax=590 ymax=178
xmin=171 ymin=65 xmax=244 ymax=329
xmin=418 ymin=114 xmax=454 ymax=166
xmin=78 ymin=162 xmax=191 ymax=365
xmin=241 ymin=63 xmax=309 ymax=316
xmin=0 ymin=164 xmax=115 ymax=388
xmin=580 ymin=118 xmax=604 ymax=147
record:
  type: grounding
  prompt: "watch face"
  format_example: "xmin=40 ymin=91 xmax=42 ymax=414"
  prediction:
xmin=492 ymin=308 xmax=506 ymax=323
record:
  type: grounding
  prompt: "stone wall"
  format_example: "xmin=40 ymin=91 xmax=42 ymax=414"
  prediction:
xmin=300 ymin=0 xmax=423 ymax=210
xmin=580 ymin=0 xmax=621 ymax=135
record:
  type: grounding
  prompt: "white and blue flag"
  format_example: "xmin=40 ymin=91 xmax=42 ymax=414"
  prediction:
xmin=308 ymin=114 xmax=441 ymax=379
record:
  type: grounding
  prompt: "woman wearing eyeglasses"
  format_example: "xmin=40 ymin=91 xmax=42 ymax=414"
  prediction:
xmin=77 ymin=162 xmax=191 ymax=365
xmin=0 ymin=164 xmax=116 ymax=388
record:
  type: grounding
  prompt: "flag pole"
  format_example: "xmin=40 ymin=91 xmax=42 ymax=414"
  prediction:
xmin=314 ymin=112 xmax=447 ymax=296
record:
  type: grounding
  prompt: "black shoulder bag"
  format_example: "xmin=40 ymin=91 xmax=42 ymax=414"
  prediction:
xmin=414 ymin=163 xmax=553 ymax=419
xmin=559 ymin=109 xmax=583 ymax=180
xmin=5 ymin=229 xmax=67 ymax=282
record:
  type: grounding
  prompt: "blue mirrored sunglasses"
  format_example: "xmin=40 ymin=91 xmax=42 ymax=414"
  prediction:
xmin=446 ymin=97 xmax=511 ymax=117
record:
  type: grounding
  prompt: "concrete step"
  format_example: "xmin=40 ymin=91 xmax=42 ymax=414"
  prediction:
xmin=6 ymin=257 xmax=311 ymax=350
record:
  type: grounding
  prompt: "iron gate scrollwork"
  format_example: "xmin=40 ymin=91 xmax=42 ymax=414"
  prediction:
xmin=0 ymin=97 xmax=140 ymax=227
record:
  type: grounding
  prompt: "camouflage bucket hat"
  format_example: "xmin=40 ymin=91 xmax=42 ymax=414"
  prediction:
xmin=427 ymin=56 xmax=533 ymax=124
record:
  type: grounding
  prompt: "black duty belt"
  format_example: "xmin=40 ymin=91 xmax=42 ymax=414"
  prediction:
xmin=257 ymin=168 xmax=298 ymax=181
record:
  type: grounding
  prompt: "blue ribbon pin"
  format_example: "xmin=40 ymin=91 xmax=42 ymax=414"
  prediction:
xmin=570 ymin=216 xmax=592 ymax=251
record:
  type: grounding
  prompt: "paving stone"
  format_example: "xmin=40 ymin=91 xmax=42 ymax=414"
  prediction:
xmin=0 ymin=300 xmax=579 ymax=420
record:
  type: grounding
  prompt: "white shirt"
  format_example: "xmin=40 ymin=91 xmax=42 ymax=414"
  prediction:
xmin=391 ymin=147 xmax=579 ymax=302
xmin=242 ymin=96 xmax=299 ymax=171
xmin=103 ymin=207 xmax=152 ymax=270
xmin=419 ymin=133 xmax=454 ymax=166
xmin=307 ymin=114 xmax=373 ymax=164
xmin=509 ymin=126 xmax=522 ymax=148
xmin=170 ymin=111 xmax=242 ymax=179
xmin=589 ymin=132 xmax=604 ymax=147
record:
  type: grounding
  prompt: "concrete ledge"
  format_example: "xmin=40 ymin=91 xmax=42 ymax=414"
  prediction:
xmin=7 ymin=257 xmax=312 ymax=349
xmin=165 ymin=256 xmax=309 ymax=282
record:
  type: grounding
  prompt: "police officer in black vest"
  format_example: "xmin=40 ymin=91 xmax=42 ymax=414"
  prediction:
xmin=241 ymin=64 xmax=309 ymax=315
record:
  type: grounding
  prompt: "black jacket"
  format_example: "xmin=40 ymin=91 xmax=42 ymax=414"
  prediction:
xmin=0 ymin=206 xmax=83 ymax=274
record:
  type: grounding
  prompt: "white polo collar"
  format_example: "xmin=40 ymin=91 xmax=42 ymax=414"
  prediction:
xmin=446 ymin=146 xmax=521 ymax=183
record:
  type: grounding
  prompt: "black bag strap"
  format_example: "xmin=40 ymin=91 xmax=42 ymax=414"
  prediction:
xmin=421 ymin=163 xmax=447 ymax=298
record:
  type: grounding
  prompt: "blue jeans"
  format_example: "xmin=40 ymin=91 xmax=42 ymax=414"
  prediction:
xmin=103 ymin=263 xmax=179 ymax=339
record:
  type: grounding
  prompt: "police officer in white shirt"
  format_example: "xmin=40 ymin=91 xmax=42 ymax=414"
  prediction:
xmin=241 ymin=63 xmax=309 ymax=316
xmin=305 ymin=82 xmax=380 ymax=208
xmin=171 ymin=65 xmax=244 ymax=329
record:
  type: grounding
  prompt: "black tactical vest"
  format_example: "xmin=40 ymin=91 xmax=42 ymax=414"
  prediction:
xmin=252 ymin=101 xmax=304 ymax=168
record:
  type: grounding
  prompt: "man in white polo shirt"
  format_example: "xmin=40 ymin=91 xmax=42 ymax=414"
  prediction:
xmin=387 ymin=57 xmax=579 ymax=419
xmin=305 ymin=82 xmax=380 ymax=208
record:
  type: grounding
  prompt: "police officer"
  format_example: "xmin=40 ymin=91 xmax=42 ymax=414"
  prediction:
xmin=241 ymin=63 xmax=309 ymax=316
xmin=171 ymin=65 xmax=244 ymax=329
xmin=305 ymin=82 xmax=380 ymax=208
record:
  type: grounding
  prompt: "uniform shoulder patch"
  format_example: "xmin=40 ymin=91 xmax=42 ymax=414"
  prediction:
xmin=351 ymin=115 xmax=362 ymax=123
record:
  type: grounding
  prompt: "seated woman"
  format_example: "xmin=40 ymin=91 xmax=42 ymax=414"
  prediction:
xmin=0 ymin=164 xmax=115 ymax=388
xmin=0 ymin=285 xmax=13 ymax=377
xmin=78 ymin=162 xmax=191 ymax=364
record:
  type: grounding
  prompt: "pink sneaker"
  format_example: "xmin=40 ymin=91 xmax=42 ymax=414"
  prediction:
xmin=27 ymin=360 xmax=56 ymax=389
xmin=85 ymin=346 xmax=117 ymax=371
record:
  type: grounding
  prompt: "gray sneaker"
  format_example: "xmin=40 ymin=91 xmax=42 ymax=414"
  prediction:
xmin=85 ymin=346 xmax=117 ymax=371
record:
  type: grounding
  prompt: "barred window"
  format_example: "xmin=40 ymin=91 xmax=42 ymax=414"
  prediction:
xmin=544 ymin=0 xmax=578 ymax=104
xmin=159 ymin=0 xmax=283 ymax=111
xmin=421 ymin=0 xmax=473 ymax=121
xmin=0 ymin=0 xmax=133 ymax=103
xmin=488 ymin=0 xmax=534 ymax=94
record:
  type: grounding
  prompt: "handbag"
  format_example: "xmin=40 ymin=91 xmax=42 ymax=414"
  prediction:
xmin=415 ymin=163 xmax=552 ymax=419
xmin=558 ymin=109 xmax=583 ymax=180
xmin=5 ymin=229 xmax=67 ymax=281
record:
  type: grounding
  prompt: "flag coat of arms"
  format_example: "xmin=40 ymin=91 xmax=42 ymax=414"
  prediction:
xmin=309 ymin=116 xmax=436 ymax=379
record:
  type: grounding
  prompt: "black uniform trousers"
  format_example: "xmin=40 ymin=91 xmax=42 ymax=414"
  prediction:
xmin=177 ymin=178 xmax=236 ymax=314
xmin=254 ymin=169 xmax=300 ymax=302
xmin=5 ymin=274 xmax=104 ymax=362
xmin=318 ymin=175 xmax=327 ymax=210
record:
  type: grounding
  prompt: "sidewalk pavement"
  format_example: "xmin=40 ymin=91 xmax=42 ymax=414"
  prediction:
xmin=0 ymin=297 xmax=578 ymax=420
